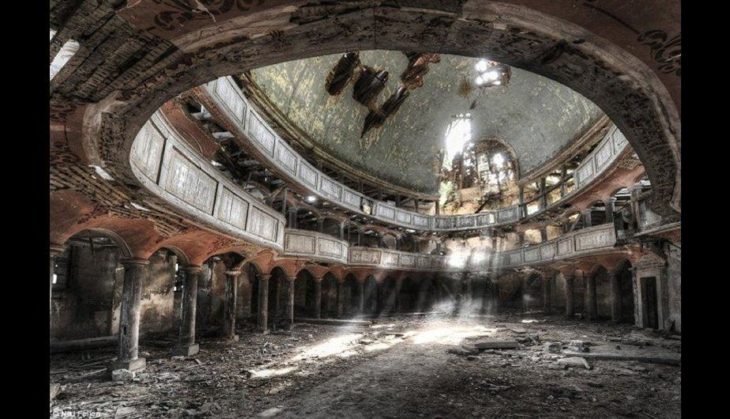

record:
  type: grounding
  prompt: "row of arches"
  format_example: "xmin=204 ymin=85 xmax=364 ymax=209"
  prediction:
xmin=499 ymin=260 xmax=637 ymax=325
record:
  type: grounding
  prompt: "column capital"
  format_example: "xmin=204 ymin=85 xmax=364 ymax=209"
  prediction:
xmin=121 ymin=258 xmax=150 ymax=267
xmin=50 ymin=244 xmax=66 ymax=256
xmin=183 ymin=265 xmax=203 ymax=273
xmin=225 ymin=270 xmax=241 ymax=276
xmin=314 ymin=276 xmax=324 ymax=283
xmin=260 ymin=274 xmax=272 ymax=280
xmin=287 ymin=276 xmax=297 ymax=282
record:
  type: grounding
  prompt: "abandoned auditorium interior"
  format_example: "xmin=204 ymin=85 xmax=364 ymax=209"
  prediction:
xmin=46 ymin=1 xmax=686 ymax=417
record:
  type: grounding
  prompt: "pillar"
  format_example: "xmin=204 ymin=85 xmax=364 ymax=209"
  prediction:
xmin=357 ymin=280 xmax=365 ymax=314
xmin=288 ymin=207 xmax=298 ymax=229
xmin=111 ymin=259 xmax=148 ymax=372
xmin=539 ymin=226 xmax=548 ymax=242
xmin=336 ymin=281 xmax=345 ymax=318
xmin=605 ymin=197 xmax=616 ymax=223
xmin=173 ymin=265 xmax=200 ymax=356
xmin=313 ymin=277 xmax=322 ymax=318
xmin=560 ymin=166 xmax=567 ymax=197
xmin=339 ymin=223 xmax=346 ymax=240
xmin=49 ymin=245 xmax=64 ymax=331
xmin=539 ymin=178 xmax=548 ymax=209
xmin=286 ymin=276 xmax=296 ymax=329
xmin=258 ymin=274 xmax=270 ymax=333
xmin=565 ymin=273 xmax=575 ymax=317
xmin=585 ymin=272 xmax=597 ymax=321
xmin=223 ymin=270 xmax=240 ymax=341
xmin=609 ymin=270 xmax=621 ymax=323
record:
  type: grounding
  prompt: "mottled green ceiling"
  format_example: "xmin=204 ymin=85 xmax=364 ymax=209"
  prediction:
xmin=249 ymin=50 xmax=603 ymax=195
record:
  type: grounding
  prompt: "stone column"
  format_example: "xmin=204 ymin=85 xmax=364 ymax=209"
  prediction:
xmin=539 ymin=226 xmax=548 ymax=243
xmin=539 ymin=178 xmax=548 ymax=209
xmin=336 ymin=281 xmax=345 ymax=318
xmin=560 ymin=166 xmax=567 ymax=197
xmin=358 ymin=280 xmax=365 ymax=314
xmin=313 ymin=277 xmax=323 ymax=318
xmin=609 ymin=270 xmax=621 ymax=322
xmin=173 ymin=265 xmax=200 ymax=356
xmin=49 ymin=245 xmax=65 ymax=332
xmin=605 ymin=197 xmax=616 ymax=223
xmin=288 ymin=207 xmax=298 ymax=229
xmin=286 ymin=276 xmax=296 ymax=329
xmin=258 ymin=274 xmax=270 ymax=333
xmin=565 ymin=273 xmax=575 ymax=317
xmin=223 ymin=270 xmax=240 ymax=341
xmin=543 ymin=275 xmax=552 ymax=314
xmin=585 ymin=272 xmax=597 ymax=321
xmin=111 ymin=259 xmax=149 ymax=372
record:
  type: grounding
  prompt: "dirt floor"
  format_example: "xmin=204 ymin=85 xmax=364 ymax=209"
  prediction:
xmin=50 ymin=311 xmax=681 ymax=418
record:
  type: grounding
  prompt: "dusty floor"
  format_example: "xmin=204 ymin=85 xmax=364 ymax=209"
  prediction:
xmin=50 ymin=312 xmax=681 ymax=418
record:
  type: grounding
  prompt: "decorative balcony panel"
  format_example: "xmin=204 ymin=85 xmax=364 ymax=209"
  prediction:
xmin=191 ymin=77 xmax=633 ymax=233
xmin=131 ymin=121 xmax=164 ymax=181
xmin=130 ymin=112 xmax=285 ymax=250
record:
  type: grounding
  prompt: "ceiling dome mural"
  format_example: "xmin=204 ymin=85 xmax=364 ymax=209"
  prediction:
xmin=248 ymin=50 xmax=603 ymax=195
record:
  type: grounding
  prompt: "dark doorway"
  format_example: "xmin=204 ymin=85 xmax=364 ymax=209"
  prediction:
xmin=642 ymin=276 xmax=659 ymax=329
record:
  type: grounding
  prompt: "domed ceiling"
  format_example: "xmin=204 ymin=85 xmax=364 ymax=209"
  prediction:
xmin=248 ymin=50 xmax=603 ymax=195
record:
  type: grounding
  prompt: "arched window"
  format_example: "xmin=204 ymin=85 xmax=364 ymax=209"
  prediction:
xmin=473 ymin=139 xmax=519 ymax=209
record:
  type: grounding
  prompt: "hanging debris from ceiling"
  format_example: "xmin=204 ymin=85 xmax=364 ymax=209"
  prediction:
xmin=362 ymin=86 xmax=410 ymax=137
xmin=322 ymin=51 xmax=440 ymax=139
xmin=401 ymin=52 xmax=441 ymax=90
xmin=324 ymin=52 xmax=360 ymax=96
xmin=353 ymin=65 xmax=389 ymax=106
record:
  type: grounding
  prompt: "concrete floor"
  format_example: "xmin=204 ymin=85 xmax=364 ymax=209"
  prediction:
xmin=50 ymin=311 xmax=681 ymax=418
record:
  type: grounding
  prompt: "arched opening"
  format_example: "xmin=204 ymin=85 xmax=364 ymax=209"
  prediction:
xmin=321 ymin=217 xmax=343 ymax=239
xmin=523 ymin=272 xmax=543 ymax=312
xmin=342 ymin=274 xmax=359 ymax=316
xmin=397 ymin=277 xmax=418 ymax=313
xmin=247 ymin=263 xmax=263 ymax=318
xmin=592 ymin=265 xmax=612 ymax=320
xmin=294 ymin=269 xmax=317 ymax=318
xmin=363 ymin=275 xmax=378 ymax=316
xmin=51 ymin=230 xmax=129 ymax=341
xmin=269 ymin=267 xmax=288 ymax=329
xmin=615 ymin=260 xmax=636 ymax=324
xmin=378 ymin=276 xmax=398 ymax=315
xmin=321 ymin=272 xmax=339 ymax=318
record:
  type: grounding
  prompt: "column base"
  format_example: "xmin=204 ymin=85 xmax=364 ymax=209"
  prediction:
xmin=172 ymin=343 xmax=200 ymax=357
xmin=50 ymin=383 xmax=61 ymax=401
xmin=108 ymin=357 xmax=146 ymax=373
xmin=224 ymin=334 xmax=240 ymax=342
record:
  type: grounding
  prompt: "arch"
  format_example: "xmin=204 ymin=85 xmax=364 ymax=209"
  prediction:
xmin=614 ymin=259 xmax=636 ymax=324
xmin=151 ymin=245 xmax=190 ymax=266
xmin=342 ymin=273 xmax=359 ymax=316
xmin=523 ymin=271 xmax=544 ymax=312
xmin=267 ymin=266 xmax=289 ymax=329
xmin=75 ymin=228 xmax=133 ymax=259
xmin=363 ymin=274 xmax=379 ymax=316
xmin=53 ymin=229 xmax=132 ymax=341
xmin=378 ymin=275 xmax=399 ymax=316
xmin=589 ymin=264 xmax=611 ymax=320
xmin=245 ymin=261 xmax=263 ymax=317
xmin=294 ymin=268 xmax=317 ymax=318
xmin=321 ymin=272 xmax=340 ymax=318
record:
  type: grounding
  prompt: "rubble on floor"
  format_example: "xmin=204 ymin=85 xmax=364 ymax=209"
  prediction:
xmin=50 ymin=313 xmax=681 ymax=418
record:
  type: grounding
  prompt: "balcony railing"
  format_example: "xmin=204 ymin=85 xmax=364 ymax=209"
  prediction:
xmin=500 ymin=223 xmax=617 ymax=268
xmin=200 ymin=77 xmax=632 ymax=233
